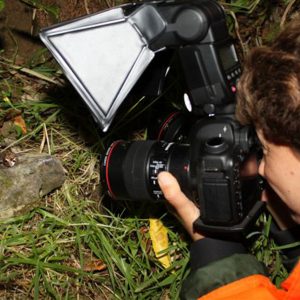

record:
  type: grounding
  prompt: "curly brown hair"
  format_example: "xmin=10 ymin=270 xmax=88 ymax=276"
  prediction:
xmin=236 ymin=19 xmax=300 ymax=150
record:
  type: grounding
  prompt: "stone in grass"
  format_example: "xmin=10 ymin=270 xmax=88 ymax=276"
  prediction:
xmin=0 ymin=153 xmax=66 ymax=219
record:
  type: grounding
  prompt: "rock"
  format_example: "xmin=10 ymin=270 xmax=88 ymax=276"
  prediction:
xmin=0 ymin=153 xmax=66 ymax=219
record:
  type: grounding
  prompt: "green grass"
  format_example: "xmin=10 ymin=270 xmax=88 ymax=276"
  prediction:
xmin=0 ymin=52 xmax=190 ymax=299
xmin=0 ymin=179 xmax=190 ymax=299
xmin=249 ymin=214 xmax=289 ymax=287
xmin=0 ymin=0 xmax=299 ymax=298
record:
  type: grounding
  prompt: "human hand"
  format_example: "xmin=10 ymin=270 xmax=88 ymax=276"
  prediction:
xmin=157 ymin=171 xmax=205 ymax=241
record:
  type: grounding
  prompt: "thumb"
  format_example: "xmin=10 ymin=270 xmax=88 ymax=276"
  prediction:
xmin=158 ymin=171 xmax=203 ymax=240
xmin=157 ymin=171 xmax=190 ymax=209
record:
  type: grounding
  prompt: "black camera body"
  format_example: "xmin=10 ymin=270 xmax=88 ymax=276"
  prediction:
xmin=188 ymin=116 xmax=263 ymax=235
xmin=102 ymin=113 xmax=263 ymax=236
xmin=40 ymin=0 xmax=264 ymax=237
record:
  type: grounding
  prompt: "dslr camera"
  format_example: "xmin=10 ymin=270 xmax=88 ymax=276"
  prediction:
xmin=40 ymin=0 xmax=264 ymax=236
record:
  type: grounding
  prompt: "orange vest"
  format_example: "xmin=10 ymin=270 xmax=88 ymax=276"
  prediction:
xmin=199 ymin=262 xmax=300 ymax=300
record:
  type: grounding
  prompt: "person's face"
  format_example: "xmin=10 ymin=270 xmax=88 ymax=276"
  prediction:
xmin=256 ymin=130 xmax=300 ymax=223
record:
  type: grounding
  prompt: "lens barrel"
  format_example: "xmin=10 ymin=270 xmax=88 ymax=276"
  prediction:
xmin=101 ymin=140 xmax=191 ymax=201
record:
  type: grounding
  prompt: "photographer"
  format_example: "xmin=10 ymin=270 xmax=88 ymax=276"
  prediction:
xmin=158 ymin=19 xmax=300 ymax=299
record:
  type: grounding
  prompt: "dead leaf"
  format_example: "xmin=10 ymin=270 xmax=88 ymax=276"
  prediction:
xmin=149 ymin=218 xmax=171 ymax=269
xmin=83 ymin=259 xmax=107 ymax=272
xmin=13 ymin=115 xmax=27 ymax=134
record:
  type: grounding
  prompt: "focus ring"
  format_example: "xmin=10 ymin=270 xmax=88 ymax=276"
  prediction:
xmin=122 ymin=141 xmax=156 ymax=201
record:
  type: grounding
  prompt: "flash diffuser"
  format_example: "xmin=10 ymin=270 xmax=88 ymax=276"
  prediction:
xmin=40 ymin=7 xmax=155 ymax=131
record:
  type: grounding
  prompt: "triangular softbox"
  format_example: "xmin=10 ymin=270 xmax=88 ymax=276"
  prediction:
xmin=40 ymin=6 xmax=155 ymax=131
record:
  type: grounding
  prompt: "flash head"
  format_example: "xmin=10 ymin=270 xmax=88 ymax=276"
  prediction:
xmin=40 ymin=1 xmax=240 ymax=131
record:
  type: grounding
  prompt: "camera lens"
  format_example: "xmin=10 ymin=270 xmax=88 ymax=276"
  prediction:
xmin=148 ymin=111 xmax=193 ymax=143
xmin=101 ymin=140 xmax=191 ymax=201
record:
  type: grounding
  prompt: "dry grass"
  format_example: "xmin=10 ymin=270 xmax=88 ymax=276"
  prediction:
xmin=0 ymin=0 xmax=299 ymax=298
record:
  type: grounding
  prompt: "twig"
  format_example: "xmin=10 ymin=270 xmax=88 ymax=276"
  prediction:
xmin=1 ymin=110 xmax=61 ymax=153
xmin=280 ymin=0 xmax=297 ymax=28
xmin=0 ymin=56 xmax=63 ymax=86
xmin=0 ymin=58 xmax=64 ymax=85
xmin=227 ymin=10 xmax=248 ymax=56
xmin=11 ymin=65 xmax=63 ymax=85
xmin=104 ymin=0 xmax=112 ymax=8
xmin=31 ymin=8 xmax=37 ymax=36
xmin=84 ymin=0 xmax=90 ymax=14
xmin=39 ymin=124 xmax=51 ymax=154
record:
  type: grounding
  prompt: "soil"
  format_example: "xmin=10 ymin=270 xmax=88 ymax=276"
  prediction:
xmin=1 ymin=1 xmax=299 ymax=65
xmin=0 ymin=0 xmax=109 ymax=63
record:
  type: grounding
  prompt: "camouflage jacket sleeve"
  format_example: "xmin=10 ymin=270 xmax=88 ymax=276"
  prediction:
xmin=180 ymin=238 xmax=267 ymax=300
xmin=180 ymin=223 xmax=300 ymax=300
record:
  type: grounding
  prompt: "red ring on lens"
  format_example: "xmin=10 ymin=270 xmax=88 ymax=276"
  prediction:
xmin=157 ymin=112 xmax=180 ymax=140
xmin=105 ymin=140 xmax=123 ymax=199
